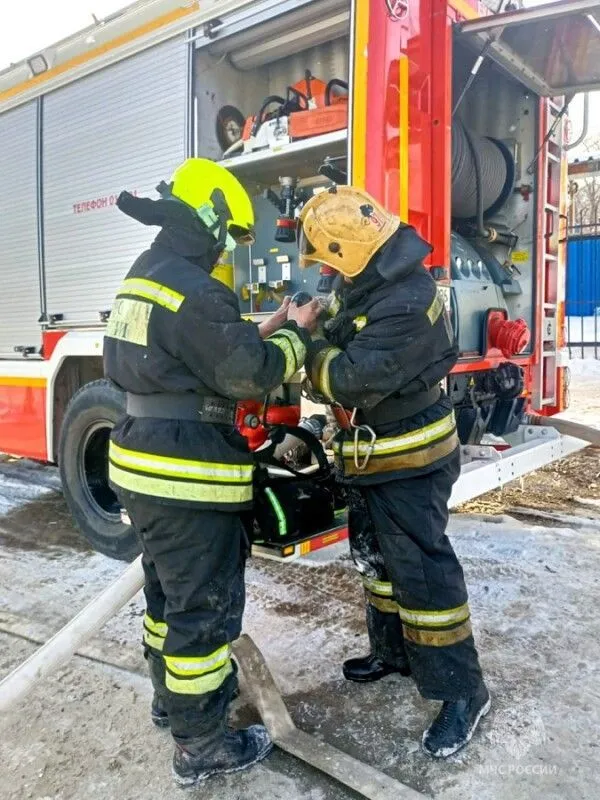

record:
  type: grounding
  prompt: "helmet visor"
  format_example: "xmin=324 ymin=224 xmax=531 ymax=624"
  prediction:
xmin=298 ymin=226 xmax=317 ymax=266
xmin=229 ymin=224 xmax=255 ymax=246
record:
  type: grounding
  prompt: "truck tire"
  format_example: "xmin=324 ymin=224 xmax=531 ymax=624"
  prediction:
xmin=58 ymin=379 xmax=140 ymax=562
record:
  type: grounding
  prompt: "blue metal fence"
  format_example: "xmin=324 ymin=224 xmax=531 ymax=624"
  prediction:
xmin=566 ymin=226 xmax=600 ymax=358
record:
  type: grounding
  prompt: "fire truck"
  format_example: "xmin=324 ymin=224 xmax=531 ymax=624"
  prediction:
xmin=0 ymin=0 xmax=597 ymax=560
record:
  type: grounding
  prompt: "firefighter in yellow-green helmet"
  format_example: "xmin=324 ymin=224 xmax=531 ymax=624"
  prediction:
xmin=103 ymin=159 xmax=320 ymax=787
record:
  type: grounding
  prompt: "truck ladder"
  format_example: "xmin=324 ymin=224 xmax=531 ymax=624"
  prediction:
xmin=532 ymin=98 xmax=567 ymax=410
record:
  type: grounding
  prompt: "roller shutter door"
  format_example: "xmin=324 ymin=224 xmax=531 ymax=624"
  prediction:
xmin=43 ymin=37 xmax=188 ymax=325
xmin=0 ymin=103 xmax=41 ymax=357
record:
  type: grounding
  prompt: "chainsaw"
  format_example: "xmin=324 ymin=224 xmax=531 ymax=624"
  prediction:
xmin=221 ymin=70 xmax=348 ymax=157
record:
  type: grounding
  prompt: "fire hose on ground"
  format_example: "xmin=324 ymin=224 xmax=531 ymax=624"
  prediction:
xmin=0 ymin=555 xmax=425 ymax=800
xmin=0 ymin=415 xmax=598 ymax=797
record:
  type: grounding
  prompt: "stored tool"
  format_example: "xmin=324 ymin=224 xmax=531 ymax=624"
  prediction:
xmin=221 ymin=71 xmax=348 ymax=156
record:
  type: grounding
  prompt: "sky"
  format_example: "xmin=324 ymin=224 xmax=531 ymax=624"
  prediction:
xmin=0 ymin=0 xmax=598 ymax=153
xmin=0 ymin=0 xmax=131 ymax=69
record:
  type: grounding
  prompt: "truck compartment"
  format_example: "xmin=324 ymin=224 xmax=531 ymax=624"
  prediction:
xmin=449 ymin=37 xmax=539 ymax=359
xmin=192 ymin=6 xmax=350 ymax=316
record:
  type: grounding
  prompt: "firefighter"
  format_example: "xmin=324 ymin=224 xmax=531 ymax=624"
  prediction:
xmin=298 ymin=186 xmax=490 ymax=758
xmin=103 ymin=158 xmax=321 ymax=787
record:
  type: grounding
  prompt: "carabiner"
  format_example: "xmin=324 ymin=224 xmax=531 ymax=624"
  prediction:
xmin=350 ymin=408 xmax=377 ymax=472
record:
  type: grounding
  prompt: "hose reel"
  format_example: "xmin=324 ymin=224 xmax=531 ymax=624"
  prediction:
xmin=451 ymin=119 xmax=515 ymax=222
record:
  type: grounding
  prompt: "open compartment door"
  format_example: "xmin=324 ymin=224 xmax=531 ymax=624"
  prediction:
xmin=456 ymin=0 xmax=600 ymax=96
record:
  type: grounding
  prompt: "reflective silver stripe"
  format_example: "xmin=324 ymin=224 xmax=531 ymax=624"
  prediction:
xmin=337 ymin=412 xmax=456 ymax=456
xmin=165 ymin=645 xmax=230 ymax=676
xmin=143 ymin=630 xmax=165 ymax=651
xmin=319 ymin=347 xmax=342 ymax=402
xmin=144 ymin=614 xmax=167 ymax=637
xmin=109 ymin=442 xmax=253 ymax=484
xmin=118 ymin=278 xmax=184 ymax=312
xmin=165 ymin=661 xmax=233 ymax=695
xmin=398 ymin=603 xmax=470 ymax=628
xmin=109 ymin=464 xmax=253 ymax=504
xmin=362 ymin=576 xmax=394 ymax=597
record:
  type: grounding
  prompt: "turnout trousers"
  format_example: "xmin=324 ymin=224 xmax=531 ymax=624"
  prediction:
xmin=348 ymin=449 xmax=484 ymax=701
xmin=122 ymin=495 xmax=248 ymax=743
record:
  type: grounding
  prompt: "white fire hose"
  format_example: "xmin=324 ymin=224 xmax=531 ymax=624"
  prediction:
xmin=0 ymin=556 xmax=145 ymax=712
xmin=0 ymin=554 xmax=424 ymax=799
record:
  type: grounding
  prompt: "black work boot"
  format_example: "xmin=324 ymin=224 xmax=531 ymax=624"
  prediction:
xmin=422 ymin=683 xmax=491 ymax=758
xmin=146 ymin=649 xmax=170 ymax=729
xmin=172 ymin=725 xmax=273 ymax=787
xmin=343 ymin=654 xmax=412 ymax=683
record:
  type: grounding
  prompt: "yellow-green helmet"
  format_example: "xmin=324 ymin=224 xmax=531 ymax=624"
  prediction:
xmin=169 ymin=158 xmax=255 ymax=248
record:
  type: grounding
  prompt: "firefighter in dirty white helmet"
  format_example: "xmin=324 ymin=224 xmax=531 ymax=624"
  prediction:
xmin=299 ymin=186 xmax=490 ymax=758
xmin=103 ymin=158 xmax=320 ymax=787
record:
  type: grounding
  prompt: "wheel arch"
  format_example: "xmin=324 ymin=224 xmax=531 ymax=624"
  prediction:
xmin=43 ymin=330 xmax=106 ymax=462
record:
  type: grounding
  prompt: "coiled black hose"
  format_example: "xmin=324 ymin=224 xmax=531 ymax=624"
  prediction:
xmin=451 ymin=120 xmax=513 ymax=224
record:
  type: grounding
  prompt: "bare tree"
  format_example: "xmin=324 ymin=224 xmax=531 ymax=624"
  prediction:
xmin=570 ymin=135 xmax=600 ymax=230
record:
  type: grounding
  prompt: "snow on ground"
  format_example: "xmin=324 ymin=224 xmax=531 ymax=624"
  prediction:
xmin=0 ymin=371 xmax=599 ymax=799
xmin=0 ymin=458 xmax=61 ymax=515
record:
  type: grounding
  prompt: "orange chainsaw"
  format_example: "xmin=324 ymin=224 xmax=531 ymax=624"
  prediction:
xmin=221 ymin=71 xmax=348 ymax=157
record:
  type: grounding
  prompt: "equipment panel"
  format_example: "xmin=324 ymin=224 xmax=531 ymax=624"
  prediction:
xmin=234 ymin=194 xmax=323 ymax=315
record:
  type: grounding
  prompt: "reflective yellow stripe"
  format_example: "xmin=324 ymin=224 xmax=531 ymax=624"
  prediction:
xmin=165 ymin=660 xmax=233 ymax=695
xmin=353 ymin=315 xmax=367 ymax=331
xmin=269 ymin=334 xmax=297 ymax=381
xmin=329 ymin=293 xmax=341 ymax=317
xmin=164 ymin=645 xmax=229 ymax=677
xmin=272 ymin=327 xmax=307 ymax=363
xmin=143 ymin=630 xmax=165 ymax=651
xmin=267 ymin=328 xmax=306 ymax=381
xmin=403 ymin=619 xmax=473 ymax=647
xmin=337 ymin=412 xmax=456 ymax=457
xmin=109 ymin=442 xmax=253 ymax=484
xmin=106 ymin=297 xmax=151 ymax=346
xmin=109 ymin=464 xmax=253 ymax=504
xmin=398 ymin=602 xmax=470 ymax=628
xmin=362 ymin=577 xmax=394 ymax=597
xmin=426 ymin=292 xmax=444 ymax=325
xmin=118 ymin=278 xmax=184 ymax=312
xmin=340 ymin=433 xmax=459 ymax=476
xmin=366 ymin=591 xmax=399 ymax=614
xmin=144 ymin=614 xmax=167 ymax=637
xmin=319 ymin=347 xmax=343 ymax=402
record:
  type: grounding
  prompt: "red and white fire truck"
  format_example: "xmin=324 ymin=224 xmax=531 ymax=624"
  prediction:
xmin=0 ymin=0 xmax=598 ymax=559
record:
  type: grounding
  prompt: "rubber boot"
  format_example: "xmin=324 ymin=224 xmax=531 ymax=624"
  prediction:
xmin=146 ymin=649 xmax=170 ymax=729
xmin=422 ymin=682 xmax=491 ymax=758
xmin=172 ymin=725 xmax=273 ymax=787
xmin=343 ymin=601 xmax=411 ymax=682
xmin=343 ymin=653 xmax=412 ymax=683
